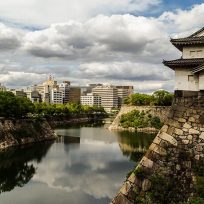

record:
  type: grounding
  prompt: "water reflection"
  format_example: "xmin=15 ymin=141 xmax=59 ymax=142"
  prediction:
xmin=0 ymin=142 xmax=53 ymax=194
xmin=0 ymin=126 xmax=155 ymax=204
xmin=116 ymin=131 xmax=155 ymax=162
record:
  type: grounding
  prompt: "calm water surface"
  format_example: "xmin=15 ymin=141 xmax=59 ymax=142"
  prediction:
xmin=0 ymin=125 xmax=155 ymax=204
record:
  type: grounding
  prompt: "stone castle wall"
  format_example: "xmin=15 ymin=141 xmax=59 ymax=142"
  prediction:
xmin=109 ymin=105 xmax=170 ymax=132
xmin=0 ymin=119 xmax=57 ymax=151
xmin=111 ymin=97 xmax=204 ymax=203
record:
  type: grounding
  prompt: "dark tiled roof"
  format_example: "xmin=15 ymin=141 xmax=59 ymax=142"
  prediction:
xmin=170 ymin=27 xmax=204 ymax=51
xmin=189 ymin=27 xmax=204 ymax=37
xmin=163 ymin=58 xmax=204 ymax=69
xmin=191 ymin=63 xmax=204 ymax=74
xmin=170 ymin=36 xmax=204 ymax=51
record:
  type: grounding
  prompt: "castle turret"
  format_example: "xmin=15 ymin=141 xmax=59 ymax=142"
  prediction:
xmin=163 ymin=27 xmax=204 ymax=97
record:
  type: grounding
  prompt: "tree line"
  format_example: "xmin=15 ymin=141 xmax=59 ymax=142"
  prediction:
xmin=0 ymin=92 xmax=106 ymax=119
xmin=124 ymin=90 xmax=174 ymax=106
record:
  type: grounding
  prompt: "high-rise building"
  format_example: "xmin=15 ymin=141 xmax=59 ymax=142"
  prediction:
xmin=11 ymin=89 xmax=27 ymax=97
xmin=81 ymin=93 xmax=101 ymax=106
xmin=116 ymin=86 xmax=134 ymax=107
xmin=41 ymin=75 xmax=58 ymax=103
xmin=59 ymin=81 xmax=70 ymax=104
xmin=92 ymin=85 xmax=118 ymax=112
xmin=69 ymin=87 xmax=81 ymax=103
xmin=50 ymin=88 xmax=63 ymax=104
xmin=24 ymin=87 xmax=41 ymax=102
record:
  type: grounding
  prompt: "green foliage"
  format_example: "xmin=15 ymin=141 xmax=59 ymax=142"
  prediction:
xmin=34 ymin=102 xmax=106 ymax=117
xmin=152 ymin=90 xmax=174 ymax=106
xmin=124 ymin=93 xmax=153 ymax=106
xmin=0 ymin=91 xmax=106 ymax=119
xmin=134 ymin=167 xmax=146 ymax=180
xmin=187 ymin=197 xmax=204 ymax=204
xmin=150 ymin=116 xmax=163 ymax=129
xmin=120 ymin=110 xmax=163 ymax=129
xmin=149 ymin=174 xmax=187 ymax=204
xmin=124 ymin=90 xmax=173 ymax=106
xmin=0 ymin=92 xmax=34 ymax=118
xmin=196 ymin=177 xmax=204 ymax=198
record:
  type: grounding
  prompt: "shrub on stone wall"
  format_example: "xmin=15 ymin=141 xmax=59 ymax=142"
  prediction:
xmin=120 ymin=110 xmax=163 ymax=129
xmin=123 ymin=90 xmax=173 ymax=106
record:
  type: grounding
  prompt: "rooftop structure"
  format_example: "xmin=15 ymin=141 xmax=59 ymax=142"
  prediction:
xmin=163 ymin=27 xmax=204 ymax=97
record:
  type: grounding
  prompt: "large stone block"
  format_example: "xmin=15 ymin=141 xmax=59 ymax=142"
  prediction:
xmin=153 ymin=136 xmax=162 ymax=145
xmin=189 ymin=128 xmax=200 ymax=135
xmin=178 ymin=118 xmax=186 ymax=123
xmin=140 ymin=156 xmax=154 ymax=168
xmin=175 ymin=128 xmax=183 ymax=136
xmin=112 ymin=193 xmax=132 ymax=204
xmin=120 ymin=182 xmax=132 ymax=195
xmin=159 ymin=132 xmax=178 ymax=146
xmin=183 ymin=123 xmax=191 ymax=129
xmin=200 ymin=132 xmax=204 ymax=140
xmin=142 ymin=179 xmax=151 ymax=191
xmin=189 ymin=117 xmax=196 ymax=122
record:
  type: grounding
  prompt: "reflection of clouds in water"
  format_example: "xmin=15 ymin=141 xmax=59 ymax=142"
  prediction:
xmin=32 ymin=140 xmax=134 ymax=200
xmin=0 ymin=182 xmax=110 ymax=204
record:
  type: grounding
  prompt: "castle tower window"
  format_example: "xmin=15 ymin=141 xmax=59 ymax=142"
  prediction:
xmin=190 ymin=51 xmax=196 ymax=57
xmin=197 ymin=50 xmax=203 ymax=57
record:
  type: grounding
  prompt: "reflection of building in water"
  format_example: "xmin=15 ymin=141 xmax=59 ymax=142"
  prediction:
xmin=57 ymin=135 xmax=80 ymax=144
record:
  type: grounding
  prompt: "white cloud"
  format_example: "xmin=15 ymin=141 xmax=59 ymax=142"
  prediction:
xmin=159 ymin=3 xmax=204 ymax=33
xmin=23 ymin=14 xmax=175 ymax=64
xmin=0 ymin=23 xmax=23 ymax=50
xmin=0 ymin=72 xmax=46 ymax=87
xmin=1 ymin=3 xmax=204 ymax=92
xmin=0 ymin=0 xmax=161 ymax=25
xmin=78 ymin=61 xmax=173 ymax=81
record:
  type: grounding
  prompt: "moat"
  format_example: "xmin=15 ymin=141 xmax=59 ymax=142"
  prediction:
xmin=0 ymin=124 xmax=155 ymax=204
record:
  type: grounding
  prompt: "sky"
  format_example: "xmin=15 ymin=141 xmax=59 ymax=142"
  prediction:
xmin=0 ymin=0 xmax=204 ymax=93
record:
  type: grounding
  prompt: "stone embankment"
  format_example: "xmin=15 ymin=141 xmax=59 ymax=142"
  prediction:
xmin=48 ymin=117 xmax=92 ymax=127
xmin=109 ymin=106 xmax=170 ymax=132
xmin=111 ymin=97 xmax=204 ymax=204
xmin=0 ymin=119 xmax=56 ymax=151
xmin=48 ymin=114 xmax=105 ymax=127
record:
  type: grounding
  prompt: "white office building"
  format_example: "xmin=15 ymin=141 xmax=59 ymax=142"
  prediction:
xmin=92 ymin=85 xmax=118 ymax=112
xmin=50 ymin=88 xmax=63 ymax=104
xmin=59 ymin=81 xmax=70 ymax=104
xmin=81 ymin=93 xmax=101 ymax=106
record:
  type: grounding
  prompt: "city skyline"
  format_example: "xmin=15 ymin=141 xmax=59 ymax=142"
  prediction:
xmin=0 ymin=1 xmax=204 ymax=93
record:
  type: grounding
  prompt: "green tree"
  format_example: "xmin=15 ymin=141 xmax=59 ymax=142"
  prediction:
xmin=152 ymin=90 xmax=173 ymax=106
xmin=0 ymin=92 xmax=34 ymax=118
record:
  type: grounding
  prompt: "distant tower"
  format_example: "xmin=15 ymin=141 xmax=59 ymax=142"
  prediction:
xmin=48 ymin=74 xmax=54 ymax=81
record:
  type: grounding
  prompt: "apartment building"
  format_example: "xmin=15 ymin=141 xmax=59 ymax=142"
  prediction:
xmin=81 ymin=93 xmax=101 ymax=106
xmin=59 ymin=81 xmax=70 ymax=104
xmin=116 ymin=86 xmax=134 ymax=107
xmin=69 ymin=87 xmax=81 ymax=103
xmin=50 ymin=88 xmax=63 ymax=104
xmin=92 ymin=85 xmax=118 ymax=112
